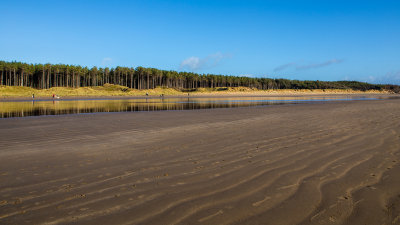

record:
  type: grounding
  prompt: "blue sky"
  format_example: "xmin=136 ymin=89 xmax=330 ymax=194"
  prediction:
xmin=1 ymin=0 xmax=400 ymax=84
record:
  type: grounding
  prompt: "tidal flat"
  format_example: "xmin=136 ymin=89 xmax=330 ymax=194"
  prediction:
xmin=0 ymin=95 xmax=400 ymax=225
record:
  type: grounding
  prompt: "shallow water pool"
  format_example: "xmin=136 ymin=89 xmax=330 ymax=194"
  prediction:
xmin=0 ymin=95 xmax=382 ymax=118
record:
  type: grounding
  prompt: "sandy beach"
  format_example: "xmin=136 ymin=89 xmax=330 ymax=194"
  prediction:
xmin=1 ymin=96 xmax=400 ymax=225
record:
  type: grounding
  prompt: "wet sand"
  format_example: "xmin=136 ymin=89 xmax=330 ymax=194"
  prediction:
xmin=0 ymin=91 xmax=390 ymax=102
xmin=0 ymin=97 xmax=400 ymax=225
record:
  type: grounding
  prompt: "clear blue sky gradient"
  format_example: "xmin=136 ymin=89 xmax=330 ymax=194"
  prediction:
xmin=1 ymin=0 xmax=400 ymax=84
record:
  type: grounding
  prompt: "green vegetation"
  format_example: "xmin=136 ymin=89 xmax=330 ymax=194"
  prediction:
xmin=0 ymin=60 xmax=399 ymax=93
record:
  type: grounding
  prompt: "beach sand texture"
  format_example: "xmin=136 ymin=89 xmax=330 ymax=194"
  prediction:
xmin=0 ymin=97 xmax=400 ymax=225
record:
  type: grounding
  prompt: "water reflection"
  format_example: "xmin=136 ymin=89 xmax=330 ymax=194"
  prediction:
xmin=0 ymin=96 xmax=378 ymax=118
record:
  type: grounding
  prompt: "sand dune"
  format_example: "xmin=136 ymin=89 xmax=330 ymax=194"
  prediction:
xmin=0 ymin=96 xmax=400 ymax=225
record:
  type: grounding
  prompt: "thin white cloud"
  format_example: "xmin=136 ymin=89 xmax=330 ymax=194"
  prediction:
xmin=238 ymin=74 xmax=254 ymax=77
xmin=274 ymin=59 xmax=344 ymax=72
xmin=273 ymin=62 xmax=296 ymax=72
xmin=180 ymin=52 xmax=232 ymax=71
xmin=296 ymin=59 xmax=344 ymax=70
xmin=364 ymin=71 xmax=400 ymax=85
xmin=101 ymin=57 xmax=113 ymax=66
xmin=180 ymin=57 xmax=201 ymax=70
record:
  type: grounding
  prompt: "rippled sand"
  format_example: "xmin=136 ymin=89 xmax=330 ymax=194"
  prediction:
xmin=0 ymin=96 xmax=399 ymax=225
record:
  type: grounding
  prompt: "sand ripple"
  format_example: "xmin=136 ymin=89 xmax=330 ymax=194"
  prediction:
xmin=0 ymin=96 xmax=399 ymax=225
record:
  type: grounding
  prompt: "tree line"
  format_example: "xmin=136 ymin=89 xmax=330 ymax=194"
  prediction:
xmin=0 ymin=60 xmax=398 ymax=92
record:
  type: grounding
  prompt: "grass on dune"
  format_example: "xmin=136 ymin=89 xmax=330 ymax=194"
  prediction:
xmin=0 ymin=84 xmax=182 ymax=97
xmin=0 ymin=84 xmax=389 ymax=98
